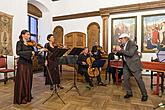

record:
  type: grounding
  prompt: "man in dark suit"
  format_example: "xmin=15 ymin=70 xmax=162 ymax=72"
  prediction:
xmin=77 ymin=47 xmax=106 ymax=88
xmin=116 ymin=33 xmax=148 ymax=101
xmin=107 ymin=47 xmax=123 ymax=83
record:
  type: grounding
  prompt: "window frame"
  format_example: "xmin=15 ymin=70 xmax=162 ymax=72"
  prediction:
xmin=28 ymin=15 xmax=38 ymax=43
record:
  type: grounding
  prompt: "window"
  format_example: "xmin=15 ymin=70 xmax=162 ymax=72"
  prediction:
xmin=28 ymin=15 xmax=38 ymax=43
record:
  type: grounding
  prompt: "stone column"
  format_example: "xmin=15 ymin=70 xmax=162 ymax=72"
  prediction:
xmin=100 ymin=9 xmax=110 ymax=52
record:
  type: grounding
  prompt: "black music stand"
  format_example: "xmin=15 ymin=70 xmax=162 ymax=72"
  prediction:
xmin=92 ymin=59 xmax=106 ymax=68
xmin=65 ymin=47 xmax=83 ymax=95
xmin=43 ymin=48 xmax=69 ymax=104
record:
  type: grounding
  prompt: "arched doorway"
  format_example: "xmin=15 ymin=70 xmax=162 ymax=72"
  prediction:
xmin=53 ymin=26 xmax=63 ymax=44
xmin=87 ymin=22 xmax=100 ymax=50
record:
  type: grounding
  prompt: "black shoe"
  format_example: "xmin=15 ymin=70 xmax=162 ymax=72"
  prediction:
xmin=113 ymin=80 xmax=116 ymax=84
xmin=50 ymin=85 xmax=53 ymax=90
xmin=118 ymin=79 xmax=122 ymax=83
xmin=86 ymin=84 xmax=91 ymax=90
xmin=141 ymin=95 xmax=148 ymax=101
xmin=57 ymin=84 xmax=64 ymax=89
xmin=89 ymin=82 xmax=94 ymax=87
xmin=98 ymin=82 xmax=106 ymax=86
xmin=124 ymin=94 xmax=133 ymax=98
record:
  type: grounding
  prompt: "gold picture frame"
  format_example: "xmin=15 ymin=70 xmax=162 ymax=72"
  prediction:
xmin=142 ymin=14 xmax=165 ymax=52
xmin=111 ymin=16 xmax=137 ymax=49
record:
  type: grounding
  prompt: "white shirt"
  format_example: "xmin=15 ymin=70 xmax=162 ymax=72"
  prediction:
xmin=123 ymin=40 xmax=128 ymax=61
xmin=124 ymin=41 xmax=128 ymax=50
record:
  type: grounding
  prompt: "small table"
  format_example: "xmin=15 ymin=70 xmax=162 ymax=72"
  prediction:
xmin=109 ymin=60 xmax=123 ymax=85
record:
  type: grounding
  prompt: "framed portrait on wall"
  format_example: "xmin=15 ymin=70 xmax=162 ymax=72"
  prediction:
xmin=111 ymin=16 xmax=137 ymax=48
xmin=142 ymin=14 xmax=165 ymax=52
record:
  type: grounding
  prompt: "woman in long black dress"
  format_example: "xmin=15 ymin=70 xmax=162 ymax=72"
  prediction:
xmin=14 ymin=30 xmax=35 ymax=104
xmin=44 ymin=34 xmax=64 ymax=90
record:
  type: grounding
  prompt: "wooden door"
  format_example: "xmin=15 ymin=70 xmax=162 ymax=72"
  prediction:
xmin=64 ymin=32 xmax=86 ymax=49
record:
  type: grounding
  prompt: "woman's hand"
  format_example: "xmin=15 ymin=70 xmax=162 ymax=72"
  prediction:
xmin=40 ymin=48 xmax=48 ymax=52
xmin=45 ymin=60 xmax=48 ymax=66
xmin=32 ymin=51 xmax=35 ymax=56
xmin=82 ymin=61 xmax=86 ymax=65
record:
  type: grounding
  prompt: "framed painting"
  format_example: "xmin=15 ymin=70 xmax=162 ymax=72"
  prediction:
xmin=142 ymin=14 xmax=165 ymax=52
xmin=111 ymin=16 xmax=137 ymax=49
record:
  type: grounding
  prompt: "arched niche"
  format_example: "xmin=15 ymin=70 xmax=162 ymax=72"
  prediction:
xmin=87 ymin=22 xmax=100 ymax=50
xmin=53 ymin=26 xmax=64 ymax=44
xmin=28 ymin=3 xmax=42 ymax=18
xmin=28 ymin=0 xmax=49 ymax=13
xmin=64 ymin=32 xmax=86 ymax=49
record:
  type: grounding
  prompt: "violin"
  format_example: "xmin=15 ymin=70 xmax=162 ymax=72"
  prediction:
xmin=27 ymin=40 xmax=44 ymax=49
xmin=27 ymin=40 xmax=48 ymax=53
xmin=53 ymin=43 xmax=64 ymax=48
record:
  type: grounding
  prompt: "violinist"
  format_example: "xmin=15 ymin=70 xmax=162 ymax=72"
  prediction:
xmin=14 ymin=30 xmax=46 ymax=104
xmin=91 ymin=42 xmax=105 ymax=60
xmin=77 ymin=47 xmax=106 ymax=88
xmin=44 ymin=34 xmax=64 ymax=90
xmin=91 ymin=42 xmax=106 ymax=77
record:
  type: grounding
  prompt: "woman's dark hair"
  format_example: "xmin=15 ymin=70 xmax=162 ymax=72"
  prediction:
xmin=19 ymin=30 xmax=30 ymax=39
xmin=47 ymin=34 xmax=54 ymax=41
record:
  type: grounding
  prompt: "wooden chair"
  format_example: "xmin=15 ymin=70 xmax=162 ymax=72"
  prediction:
xmin=0 ymin=55 xmax=15 ymax=84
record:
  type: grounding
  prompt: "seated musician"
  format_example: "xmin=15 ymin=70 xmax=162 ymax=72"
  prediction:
xmin=107 ymin=47 xmax=123 ymax=83
xmin=91 ymin=42 xmax=105 ymax=60
xmin=77 ymin=47 xmax=106 ymax=88
xmin=91 ymin=42 xmax=106 ymax=74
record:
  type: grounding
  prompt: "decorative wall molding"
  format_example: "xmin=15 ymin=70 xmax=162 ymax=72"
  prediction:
xmin=101 ymin=1 xmax=165 ymax=14
xmin=53 ymin=1 xmax=165 ymax=21
xmin=100 ymin=9 xmax=110 ymax=17
xmin=53 ymin=11 xmax=100 ymax=21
